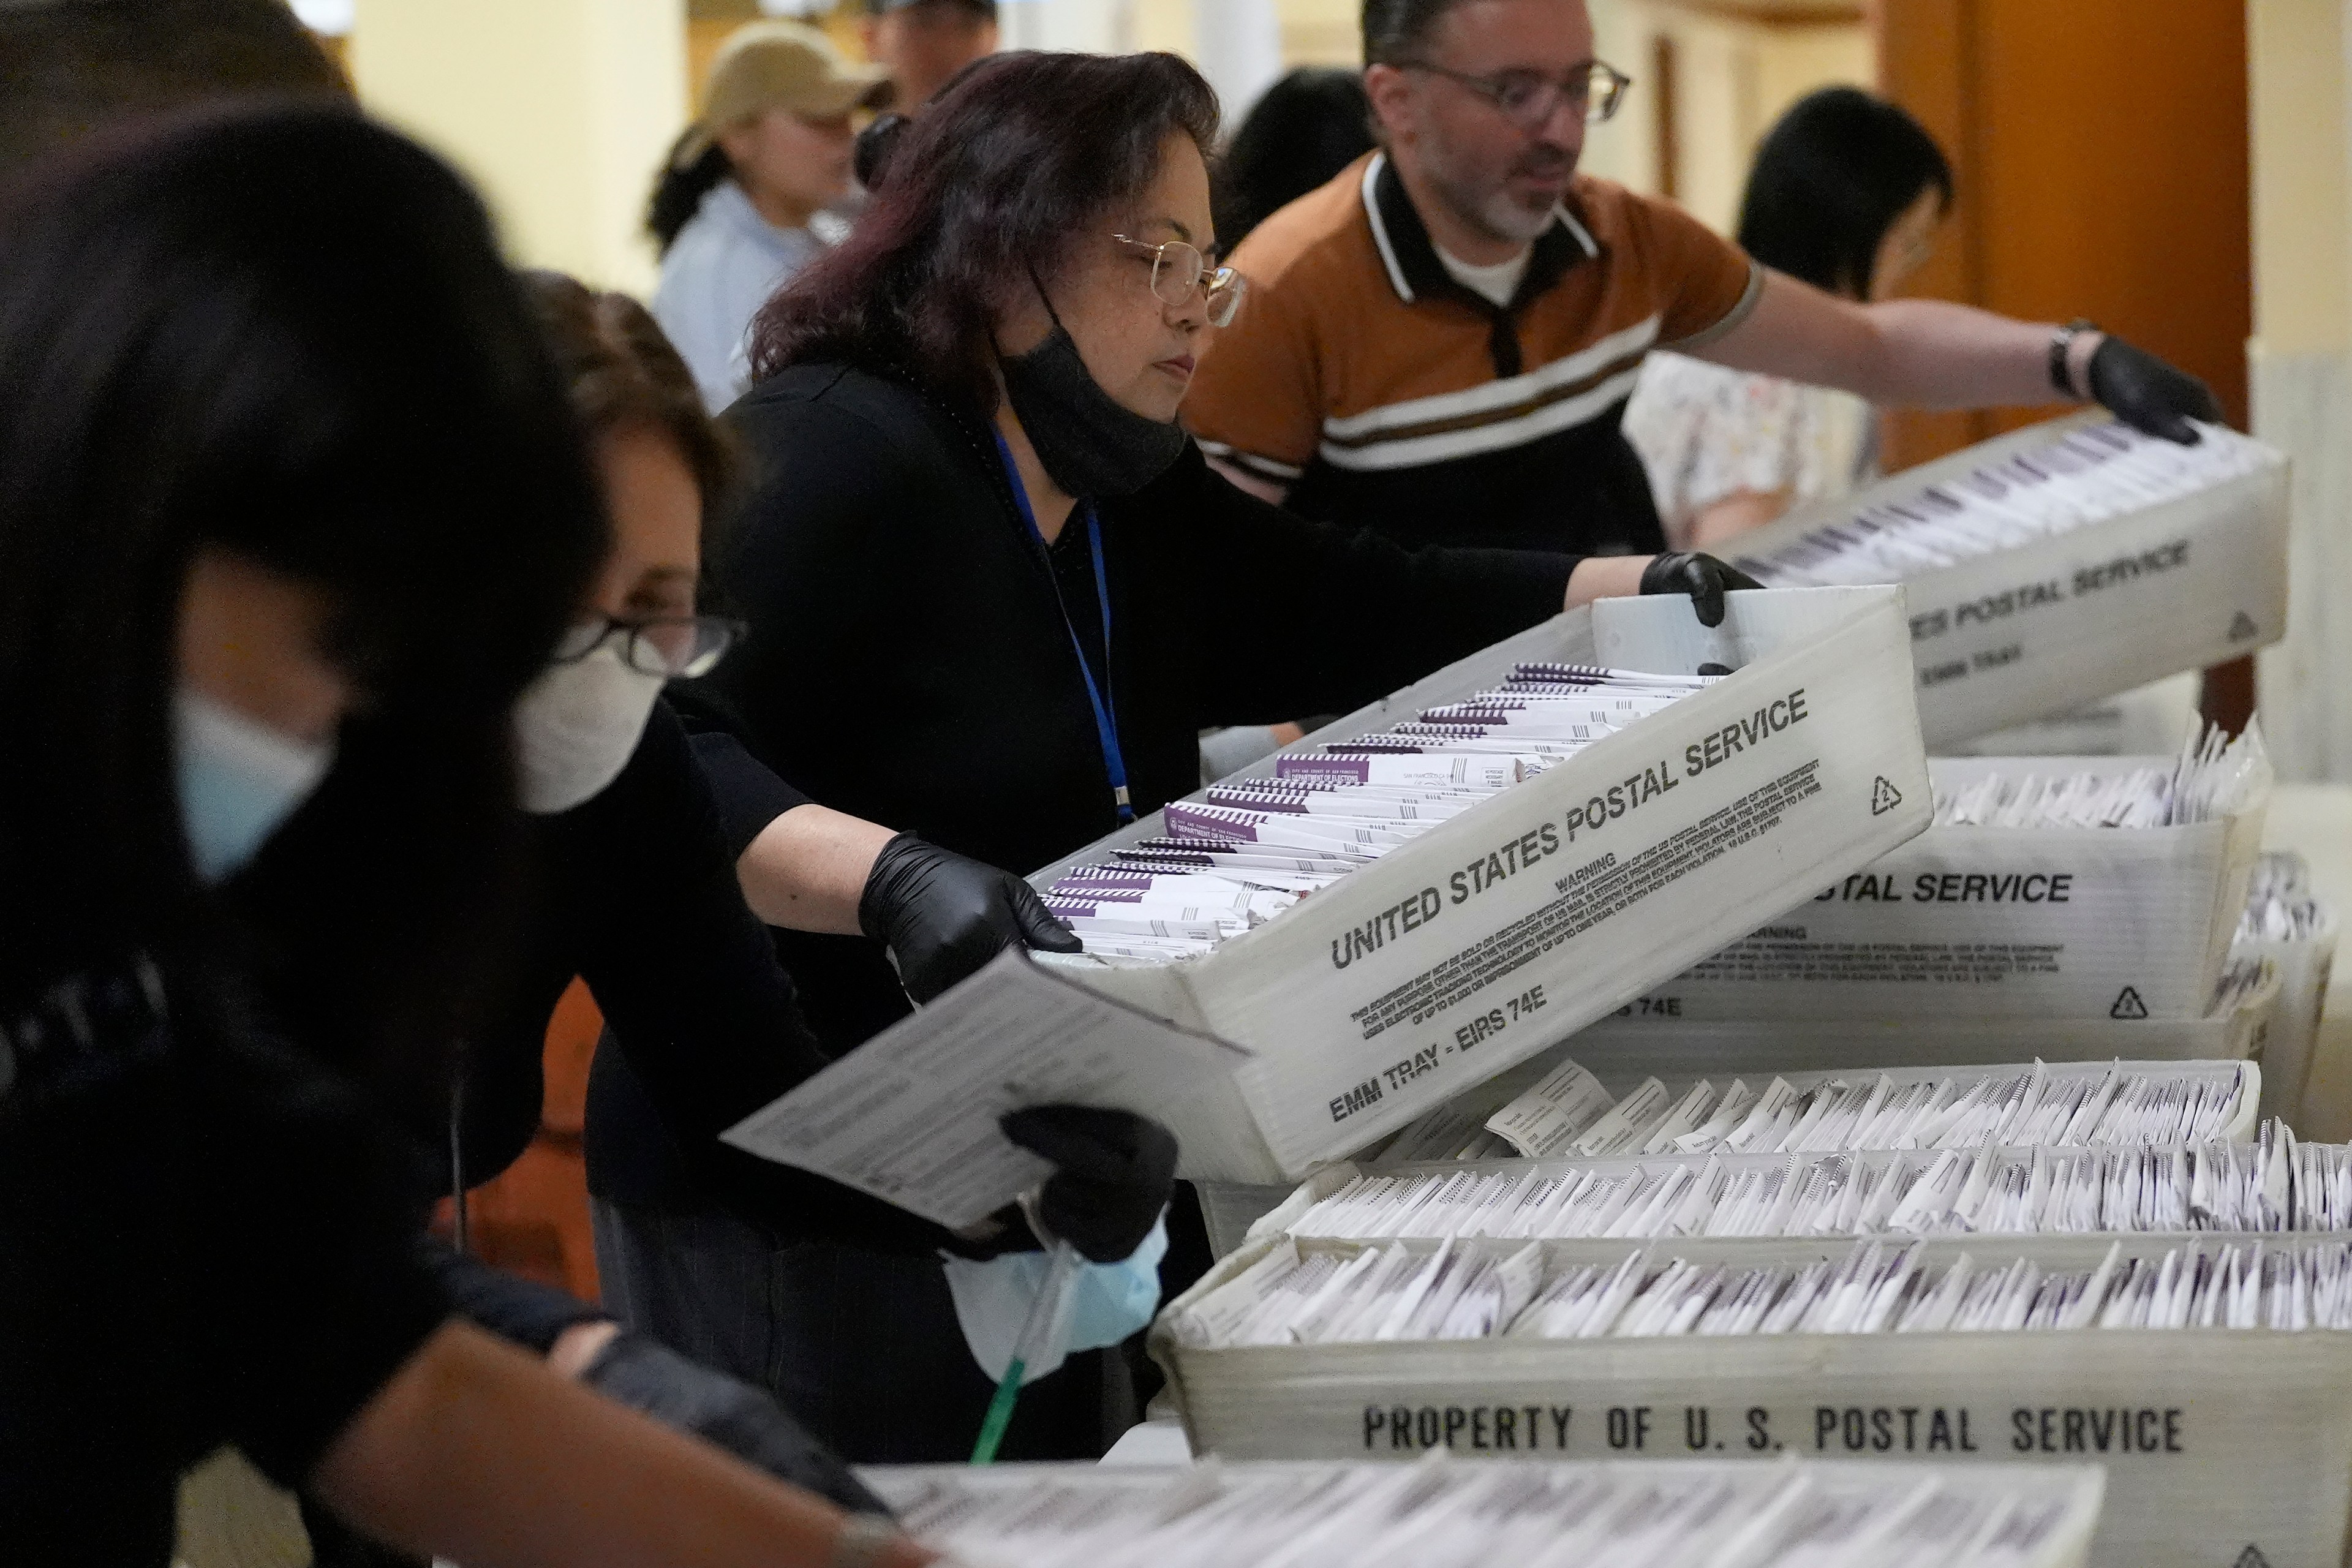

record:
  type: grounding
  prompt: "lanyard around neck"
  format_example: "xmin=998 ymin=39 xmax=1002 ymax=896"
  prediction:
xmin=994 ymin=434 xmax=1133 ymax=823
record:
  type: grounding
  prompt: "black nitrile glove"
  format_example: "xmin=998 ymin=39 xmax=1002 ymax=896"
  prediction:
xmin=1639 ymin=551 xmax=1763 ymax=628
xmin=859 ymin=831 xmax=1081 ymax=1003
xmin=581 ymin=1332 xmax=891 ymax=1515
xmin=1000 ymin=1104 xmax=1179 ymax=1263
xmin=2087 ymin=335 xmax=2225 ymax=444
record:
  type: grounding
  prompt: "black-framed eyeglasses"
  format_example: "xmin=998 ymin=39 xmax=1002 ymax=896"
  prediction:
xmin=1110 ymin=234 xmax=1250 ymax=326
xmin=1395 ymin=58 xmax=1632 ymax=132
xmin=552 ymin=614 xmax=747 ymax=679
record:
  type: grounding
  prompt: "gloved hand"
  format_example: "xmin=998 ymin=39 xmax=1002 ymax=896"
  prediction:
xmin=1000 ymin=1104 xmax=1179 ymax=1264
xmin=1639 ymin=552 xmax=1763 ymax=628
xmin=579 ymin=1331 xmax=892 ymax=1516
xmin=2087 ymin=335 xmax=2225 ymax=445
xmin=859 ymin=831 xmax=1081 ymax=1003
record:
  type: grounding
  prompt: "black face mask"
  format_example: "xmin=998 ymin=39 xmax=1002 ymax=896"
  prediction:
xmin=998 ymin=288 xmax=1188 ymax=500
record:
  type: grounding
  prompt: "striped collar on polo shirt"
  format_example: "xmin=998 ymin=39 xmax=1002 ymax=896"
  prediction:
xmin=1358 ymin=152 xmax=1599 ymax=383
xmin=1359 ymin=151 xmax=1599 ymax=315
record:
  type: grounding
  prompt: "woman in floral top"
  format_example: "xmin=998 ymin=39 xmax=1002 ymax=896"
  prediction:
xmin=1625 ymin=87 xmax=1953 ymax=549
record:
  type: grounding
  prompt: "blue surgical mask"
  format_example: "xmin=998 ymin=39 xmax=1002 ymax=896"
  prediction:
xmin=943 ymin=1215 xmax=1170 ymax=1386
xmin=173 ymin=688 xmax=336 ymax=884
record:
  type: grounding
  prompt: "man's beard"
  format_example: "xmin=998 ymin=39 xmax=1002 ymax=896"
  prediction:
xmin=1424 ymin=137 xmax=1576 ymax=246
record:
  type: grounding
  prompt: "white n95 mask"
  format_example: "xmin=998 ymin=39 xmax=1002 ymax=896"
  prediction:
xmin=174 ymin=687 xmax=336 ymax=884
xmin=513 ymin=636 xmax=666 ymax=815
xmin=943 ymin=1215 xmax=1170 ymax=1386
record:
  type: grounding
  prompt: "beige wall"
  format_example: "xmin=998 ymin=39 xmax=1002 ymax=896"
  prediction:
xmin=1206 ymin=0 xmax=1870 ymax=213
xmin=2246 ymin=0 xmax=2352 ymax=783
xmin=1585 ymin=0 xmax=1869 ymax=232
xmin=350 ymin=0 xmax=688 ymax=295
xmin=2247 ymin=2 xmax=2352 ymax=1136
xmin=1251 ymin=0 xmax=1867 ymax=205
xmin=332 ymin=0 xmax=1855 ymax=297
xmin=2249 ymin=0 xmax=2349 ymax=358
xmin=1270 ymin=0 xmax=1362 ymax=66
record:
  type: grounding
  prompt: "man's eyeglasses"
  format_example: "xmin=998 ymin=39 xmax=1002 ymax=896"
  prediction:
xmin=1111 ymin=235 xmax=1250 ymax=327
xmin=1395 ymin=58 xmax=1632 ymax=133
xmin=552 ymin=614 xmax=747 ymax=679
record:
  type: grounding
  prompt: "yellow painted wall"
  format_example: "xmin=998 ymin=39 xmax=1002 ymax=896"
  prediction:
xmin=1583 ymin=0 xmax=1869 ymax=232
xmin=350 ymin=0 xmax=688 ymax=295
xmin=2245 ymin=0 xmax=2352 ymax=787
xmin=1221 ymin=0 xmax=1865 ymax=210
xmin=687 ymin=16 xmax=743 ymax=107
xmin=335 ymin=0 xmax=1856 ymax=299
xmin=2247 ymin=0 xmax=2348 ymax=356
xmin=1599 ymin=1 xmax=1871 ymax=230
xmin=1272 ymin=0 xmax=1362 ymax=66
xmin=1136 ymin=0 xmax=1201 ymax=58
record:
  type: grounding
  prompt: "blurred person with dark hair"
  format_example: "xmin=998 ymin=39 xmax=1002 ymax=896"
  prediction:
xmin=1213 ymin=66 xmax=1376 ymax=249
xmin=1730 ymin=86 xmax=1953 ymax=307
xmin=1624 ymin=85 xmax=1953 ymax=547
xmin=1185 ymin=0 xmax=2224 ymax=558
xmin=0 ymin=0 xmax=346 ymax=172
xmin=0 ymin=104 xmax=939 ymax=1568
xmin=861 ymin=0 xmax=998 ymax=113
xmin=650 ymin=21 xmax=892 ymax=412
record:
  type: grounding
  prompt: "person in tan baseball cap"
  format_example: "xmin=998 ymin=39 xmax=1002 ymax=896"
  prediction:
xmin=649 ymin=21 xmax=894 ymax=410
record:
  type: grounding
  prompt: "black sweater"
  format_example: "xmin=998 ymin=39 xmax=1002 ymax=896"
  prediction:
xmin=0 ymin=968 xmax=447 ymax=1565
xmin=687 ymin=361 xmax=1586 ymax=1058
xmin=476 ymin=699 xmax=960 ymax=1253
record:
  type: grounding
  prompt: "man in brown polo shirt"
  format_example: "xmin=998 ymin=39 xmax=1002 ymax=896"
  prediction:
xmin=1186 ymin=0 xmax=2220 ymax=554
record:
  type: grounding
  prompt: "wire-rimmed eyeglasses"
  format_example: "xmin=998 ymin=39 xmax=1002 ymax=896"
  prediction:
xmin=1110 ymin=235 xmax=1250 ymax=326
xmin=1395 ymin=58 xmax=1632 ymax=133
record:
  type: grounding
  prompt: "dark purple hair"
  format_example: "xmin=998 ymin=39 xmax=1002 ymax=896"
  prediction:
xmin=748 ymin=50 xmax=1219 ymax=412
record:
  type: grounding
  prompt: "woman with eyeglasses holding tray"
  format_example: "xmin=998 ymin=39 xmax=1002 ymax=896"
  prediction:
xmin=601 ymin=47 xmax=1754 ymax=1467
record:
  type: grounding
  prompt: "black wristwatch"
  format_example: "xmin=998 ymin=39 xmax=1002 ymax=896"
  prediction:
xmin=2049 ymin=318 xmax=2099 ymax=398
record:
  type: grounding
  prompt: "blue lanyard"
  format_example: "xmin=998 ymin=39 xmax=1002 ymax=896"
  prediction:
xmin=995 ymin=435 xmax=1133 ymax=823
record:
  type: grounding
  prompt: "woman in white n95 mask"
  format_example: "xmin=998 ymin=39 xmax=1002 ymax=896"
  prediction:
xmin=508 ymin=392 xmax=740 ymax=815
xmin=235 ymin=274 xmax=1178 ymax=1535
